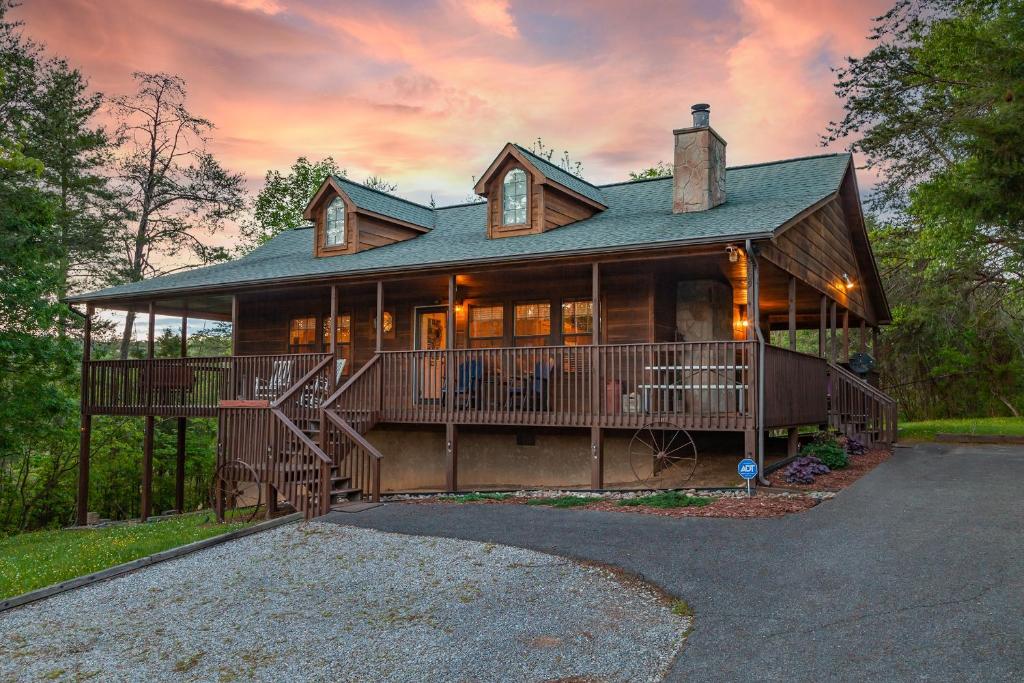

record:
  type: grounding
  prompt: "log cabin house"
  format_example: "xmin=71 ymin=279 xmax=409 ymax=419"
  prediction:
xmin=68 ymin=104 xmax=896 ymax=522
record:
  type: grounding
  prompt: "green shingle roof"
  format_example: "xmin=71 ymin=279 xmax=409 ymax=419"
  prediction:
xmin=512 ymin=144 xmax=606 ymax=206
xmin=70 ymin=153 xmax=852 ymax=303
xmin=334 ymin=176 xmax=434 ymax=229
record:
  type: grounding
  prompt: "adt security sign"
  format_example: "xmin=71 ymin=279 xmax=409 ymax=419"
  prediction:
xmin=738 ymin=458 xmax=757 ymax=497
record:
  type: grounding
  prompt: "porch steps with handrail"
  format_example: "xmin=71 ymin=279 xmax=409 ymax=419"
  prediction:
xmin=826 ymin=362 xmax=898 ymax=445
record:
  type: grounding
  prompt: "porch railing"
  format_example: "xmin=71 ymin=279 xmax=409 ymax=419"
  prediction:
xmin=83 ymin=353 xmax=333 ymax=417
xmin=377 ymin=341 xmax=758 ymax=430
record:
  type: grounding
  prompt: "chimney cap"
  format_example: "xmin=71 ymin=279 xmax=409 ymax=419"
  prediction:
xmin=691 ymin=103 xmax=710 ymax=112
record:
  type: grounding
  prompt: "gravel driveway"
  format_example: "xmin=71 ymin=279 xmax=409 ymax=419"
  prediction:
xmin=0 ymin=522 xmax=690 ymax=682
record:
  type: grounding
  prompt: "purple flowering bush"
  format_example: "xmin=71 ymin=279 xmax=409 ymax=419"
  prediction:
xmin=783 ymin=456 xmax=831 ymax=484
xmin=839 ymin=435 xmax=867 ymax=456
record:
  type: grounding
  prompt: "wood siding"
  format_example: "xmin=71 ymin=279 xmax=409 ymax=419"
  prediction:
xmin=760 ymin=197 xmax=875 ymax=323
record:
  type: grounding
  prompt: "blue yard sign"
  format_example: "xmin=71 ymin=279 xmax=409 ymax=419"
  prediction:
xmin=738 ymin=458 xmax=757 ymax=497
xmin=738 ymin=458 xmax=758 ymax=480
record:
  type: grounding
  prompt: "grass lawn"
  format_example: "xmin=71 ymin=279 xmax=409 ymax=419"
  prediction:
xmin=0 ymin=512 xmax=253 ymax=600
xmin=898 ymin=417 xmax=1024 ymax=441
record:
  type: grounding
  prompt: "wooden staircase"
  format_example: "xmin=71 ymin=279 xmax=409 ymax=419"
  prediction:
xmin=827 ymin=362 xmax=898 ymax=445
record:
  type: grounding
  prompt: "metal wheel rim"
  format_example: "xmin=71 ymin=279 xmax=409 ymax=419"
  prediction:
xmin=210 ymin=459 xmax=263 ymax=523
xmin=628 ymin=421 xmax=698 ymax=487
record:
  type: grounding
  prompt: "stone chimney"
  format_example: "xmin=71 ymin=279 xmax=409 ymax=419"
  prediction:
xmin=672 ymin=103 xmax=726 ymax=213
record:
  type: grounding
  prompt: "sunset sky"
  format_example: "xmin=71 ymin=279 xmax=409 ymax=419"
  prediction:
xmin=17 ymin=0 xmax=887 ymax=211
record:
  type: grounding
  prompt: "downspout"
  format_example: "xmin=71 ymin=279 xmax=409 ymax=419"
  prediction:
xmin=745 ymin=239 xmax=771 ymax=486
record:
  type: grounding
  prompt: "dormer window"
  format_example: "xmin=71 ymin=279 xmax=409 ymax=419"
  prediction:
xmin=325 ymin=197 xmax=346 ymax=246
xmin=502 ymin=168 xmax=527 ymax=225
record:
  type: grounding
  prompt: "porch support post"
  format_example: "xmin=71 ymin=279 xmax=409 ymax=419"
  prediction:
xmin=787 ymin=427 xmax=799 ymax=458
xmin=590 ymin=426 xmax=604 ymax=490
xmin=175 ymin=314 xmax=187 ymax=514
xmin=445 ymin=275 xmax=456 ymax=491
xmin=819 ymin=295 xmax=827 ymax=358
xmin=829 ymin=300 xmax=837 ymax=364
xmin=446 ymin=422 xmax=458 ymax=492
xmin=230 ymin=294 xmax=239 ymax=354
xmin=141 ymin=302 xmax=155 ymax=521
xmin=329 ymin=285 xmax=338 ymax=356
xmin=788 ymin=276 xmax=797 ymax=351
xmin=842 ymin=309 xmax=850 ymax=362
xmin=375 ymin=281 xmax=383 ymax=353
xmin=590 ymin=263 xmax=603 ymax=489
xmin=77 ymin=303 xmax=94 ymax=526
xmin=859 ymin=319 xmax=867 ymax=355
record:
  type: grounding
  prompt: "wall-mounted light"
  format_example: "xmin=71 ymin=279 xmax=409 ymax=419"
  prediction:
xmin=842 ymin=273 xmax=855 ymax=290
xmin=725 ymin=245 xmax=739 ymax=263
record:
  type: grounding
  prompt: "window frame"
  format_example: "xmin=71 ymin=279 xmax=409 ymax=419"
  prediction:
xmin=500 ymin=167 xmax=528 ymax=227
xmin=468 ymin=304 xmax=505 ymax=349
xmin=561 ymin=298 xmax=594 ymax=346
xmin=288 ymin=315 xmax=319 ymax=353
xmin=513 ymin=300 xmax=551 ymax=347
xmin=324 ymin=196 xmax=346 ymax=248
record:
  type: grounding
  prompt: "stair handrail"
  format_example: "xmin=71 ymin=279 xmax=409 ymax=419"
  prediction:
xmin=319 ymin=354 xmax=383 ymax=502
xmin=828 ymin=362 xmax=896 ymax=405
xmin=270 ymin=353 xmax=333 ymax=410
xmin=321 ymin=353 xmax=381 ymax=409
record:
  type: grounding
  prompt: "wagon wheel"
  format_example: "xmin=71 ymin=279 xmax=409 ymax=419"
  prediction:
xmin=628 ymin=421 xmax=698 ymax=487
xmin=210 ymin=459 xmax=263 ymax=523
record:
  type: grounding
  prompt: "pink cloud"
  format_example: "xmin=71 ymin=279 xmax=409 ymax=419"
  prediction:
xmin=13 ymin=0 xmax=886 ymax=207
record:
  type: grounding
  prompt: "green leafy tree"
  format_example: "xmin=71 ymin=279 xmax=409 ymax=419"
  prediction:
xmin=26 ymin=58 xmax=117 ymax=336
xmin=108 ymin=72 xmax=246 ymax=358
xmin=240 ymin=156 xmax=399 ymax=252
xmin=829 ymin=0 xmax=1024 ymax=418
xmin=826 ymin=0 xmax=1024 ymax=291
xmin=239 ymin=156 xmax=342 ymax=251
xmin=628 ymin=161 xmax=672 ymax=180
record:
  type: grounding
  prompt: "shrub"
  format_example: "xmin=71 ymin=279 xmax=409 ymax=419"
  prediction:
xmin=617 ymin=491 xmax=712 ymax=508
xmin=784 ymin=456 xmax=831 ymax=484
xmin=525 ymin=495 xmax=594 ymax=508
xmin=801 ymin=440 xmax=848 ymax=470
xmin=839 ymin=435 xmax=867 ymax=456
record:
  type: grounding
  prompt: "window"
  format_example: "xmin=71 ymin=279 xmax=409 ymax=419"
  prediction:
xmin=289 ymin=316 xmax=317 ymax=352
xmin=322 ymin=314 xmax=352 ymax=374
xmin=469 ymin=305 xmax=504 ymax=348
xmin=561 ymin=299 xmax=593 ymax=346
xmin=325 ymin=197 xmax=346 ymax=246
xmin=501 ymin=168 xmax=527 ymax=225
xmin=371 ymin=310 xmax=396 ymax=340
xmin=514 ymin=302 xmax=550 ymax=347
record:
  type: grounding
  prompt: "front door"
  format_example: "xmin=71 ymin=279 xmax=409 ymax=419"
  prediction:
xmin=415 ymin=307 xmax=447 ymax=401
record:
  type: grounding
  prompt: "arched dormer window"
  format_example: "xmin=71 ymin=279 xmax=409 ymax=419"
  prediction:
xmin=325 ymin=197 xmax=346 ymax=246
xmin=502 ymin=168 xmax=527 ymax=225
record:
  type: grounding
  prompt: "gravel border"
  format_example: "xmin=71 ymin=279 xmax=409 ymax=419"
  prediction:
xmin=0 ymin=522 xmax=692 ymax=682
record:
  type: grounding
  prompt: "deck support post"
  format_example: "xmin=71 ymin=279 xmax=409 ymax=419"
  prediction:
xmin=264 ymin=480 xmax=277 ymax=521
xmin=842 ymin=309 xmax=850 ymax=362
xmin=818 ymin=295 xmax=827 ymax=357
xmin=829 ymin=300 xmax=837 ymax=364
xmin=329 ymin=284 xmax=338 ymax=396
xmin=141 ymin=302 xmax=155 ymax=521
xmin=175 ymin=314 xmax=187 ymax=513
xmin=76 ymin=303 xmax=94 ymax=526
xmin=230 ymin=294 xmax=239 ymax=354
xmin=375 ymin=281 xmax=383 ymax=353
xmin=445 ymin=422 xmax=458 ymax=492
xmin=787 ymin=427 xmax=799 ymax=458
xmin=786 ymin=274 xmax=794 ymax=350
xmin=590 ymin=426 xmax=604 ymax=490
xmin=744 ymin=429 xmax=756 ymax=463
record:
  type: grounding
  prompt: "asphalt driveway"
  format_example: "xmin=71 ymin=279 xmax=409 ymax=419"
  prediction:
xmin=326 ymin=443 xmax=1024 ymax=682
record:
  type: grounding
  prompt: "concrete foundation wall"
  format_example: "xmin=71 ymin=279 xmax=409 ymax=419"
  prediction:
xmin=368 ymin=425 xmax=777 ymax=492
